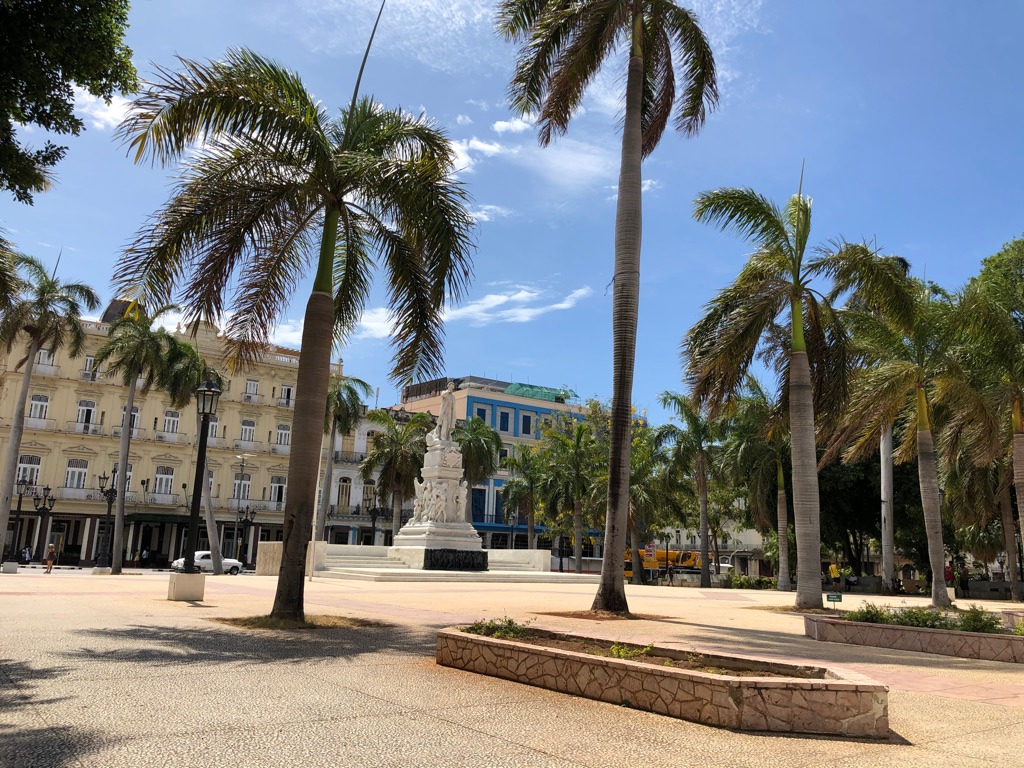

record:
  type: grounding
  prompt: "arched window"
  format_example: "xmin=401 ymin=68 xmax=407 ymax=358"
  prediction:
xmin=154 ymin=466 xmax=174 ymax=495
xmin=240 ymin=419 xmax=255 ymax=442
xmin=17 ymin=455 xmax=41 ymax=487
xmin=270 ymin=476 xmax=287 ymax=503
xmin=163 ymin=410 xmax=180 ymax=434
xmin=28 ymin=394 xmax=49 ymax=420
xmin=276 ymin=424 xmax=291 ymax=446
xmin=361 ymin=479 xmax=376 ymax=509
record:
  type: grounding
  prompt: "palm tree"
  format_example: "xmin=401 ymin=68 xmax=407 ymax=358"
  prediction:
xmin=315 ymin=375 xmax=372 ymax=544
xmin=659 ymin=391 xmax=725 ymax=588
xmin=0 ymin=257 xmax=99 ymax=556
xmin=452 ymin=416 xmax=502 ymax=526
xmin=542 ymin=421 xmax=599 ymax=574
xmin=498 ymin=1 xmax=718 ymax=613
xmin=500 ymin=444 xmax=545 ymax=549
xmin=824 ymin=286 xmax=953 ymax=607
xmin=0 ymin=231 xmax=24 ymax=314
xmin=361 ymin=410 xmax=431 ymax=540
xmin=94 ymin=307 xmax=177 ymax=574
xmin=160 ymin=339 xmax=227 ymax=574
xmin=114 ymin=48 xmax=474 ymax=619
xmin=722 ymin=376 xmax=792 ymax=590
xmin=686 ymin=180 xmax=913 ymax=609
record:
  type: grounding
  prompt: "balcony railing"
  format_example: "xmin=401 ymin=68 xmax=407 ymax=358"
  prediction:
xmin=206 ymin=435 xmax=221 ymax=448
xmin=239 ymin=392 xmax=263 ymax=405
xmin=34 ymin=363 xmax=60 ymax=377
xmin=79 ymin=369 xmax=101 ymax=381
xmin=270 ymin=443 xmax=290 ymax=455
xmin=57 ymin=487 xmax=91 ymax=500
xmin=334 ymin=450 xmax=366 ymax=463
xmin=154 ymin=431 xmax=187 ymax=444
xmin=66 ymin=421 xmax=104 ymax=436
xmin=25 ymin=417 xmax=56 ymax=431
xmin=232 ymin=439 xmax=263 ymax=451
xmin=146 ymin=493 xmax=180 ymax=506
xmin=112 ymin=426 xmax=147 ymax=440
xmin=227 ymin=499 xmax=276 ymax=512
xmin=277 ymin=397 xmax=295 ymax=408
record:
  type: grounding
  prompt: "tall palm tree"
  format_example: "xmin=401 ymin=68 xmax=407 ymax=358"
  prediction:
xmin=498 ymin=1 xmax=718 ymax=613
xmin=0 ymin=230 xmax=25 ymax=314
xmin=500 ymin=444 xmax=545 ymax=549
xmin=659 ymin=391 xmax=725 ymax=587
xmin=160 ymin=338 xmax=226 ymax=574
xmin=542 ymin=421 xmax=599 ymax=574
xmin=0 ymin=256 xmax=98 ymax=556
xmin=361 ymin=410 xmax=431 ymax=540
xmin=315 ymin=375 xmax=372 ymax=544
xmin=94 ymin=307 xmax=177 ymax=574
xmin=722 ymin=376 xmax=792 ymax=590
xmin=686 ymin=181 xmax=913 ymax=609
xmin=114 ymin=48 xmax=474 ymax=620
xmin=824 ymin=286 xmax=953 ymax=607
xmin=452 ymin=416 xmax=502 ymax=526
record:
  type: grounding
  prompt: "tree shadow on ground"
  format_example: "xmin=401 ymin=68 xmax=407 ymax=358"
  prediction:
xmin=62 ymin=620 xmax=438 ymax=668
xmin=0 ymin=659 xmax=73 ymax=713
xmin=0 ymin=725 xmax=106 ymax=768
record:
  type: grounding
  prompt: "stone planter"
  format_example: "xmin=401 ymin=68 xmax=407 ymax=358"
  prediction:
xmin=436 ymin=628 xmax=888 ymax=738
xmin=805 ymin=615 xmax=1024 ymax=663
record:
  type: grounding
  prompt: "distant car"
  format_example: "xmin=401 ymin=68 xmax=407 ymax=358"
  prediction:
xmin=171 ymin=551 xmax=243 ymax=575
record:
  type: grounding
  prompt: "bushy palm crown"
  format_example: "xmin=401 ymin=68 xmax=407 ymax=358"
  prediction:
xmin=452 ymin=417 xmax=502 ymax=488
xmin=94 ymin=308 xmax=178 ymax=394
xmin=542 ymin=421 xmax=600 ymax=516
xmin=0 ymin=255 xmax=100 ymax=364
xmin=501 ymin=444 xmax=544 ymax=520
xmin=114 ymin=49 xmax=474 ymax=379
xmin=325 ymin=375 xmax=372 ymax=436
xmin=0 ymin=231 xmax=25 ymax=310
xmin=361 ymin=410 xmax=431 ymax=504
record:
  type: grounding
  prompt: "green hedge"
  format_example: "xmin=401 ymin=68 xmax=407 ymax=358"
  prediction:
xmin=843 ymin=603 xmax=1004 ymax=634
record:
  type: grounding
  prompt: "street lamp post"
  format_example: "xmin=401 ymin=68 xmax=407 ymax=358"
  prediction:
xmin=32 ymin=486 xmax=56 ymax=562
xmin=183 ymin=379 xmax=221 ymax=574
xmin=94 ymin=473 xmax=118 ymax=570
xmin=5 ymin=479 xmax=29 ymax=563
xmin=236 ymin=506 xmax=256 ymax=565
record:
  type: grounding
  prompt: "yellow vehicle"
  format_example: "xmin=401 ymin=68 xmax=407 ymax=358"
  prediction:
xmin=623 ymin=548 xmax=700 ymax=578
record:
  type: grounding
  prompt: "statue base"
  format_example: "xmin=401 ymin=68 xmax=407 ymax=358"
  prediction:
xmin=390 ymin=521 xmax=488 ymax=571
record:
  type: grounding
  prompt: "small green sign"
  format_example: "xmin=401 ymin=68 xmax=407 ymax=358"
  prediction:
xmin=826 ymin=593 xmax=842 ymax=603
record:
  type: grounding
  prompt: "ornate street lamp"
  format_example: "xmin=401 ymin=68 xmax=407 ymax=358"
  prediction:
xmin=183 ymin=378 xmax=221 ymax=573
xmin=236 ymin=506 xmax=256 ymax=565
xmin=5 ymin=479 xmax=29 ymax=563
xmin=94 ymin=472 xmax=118 ymax=569
xmin=32 ymin=486 xmax=56 ymax=561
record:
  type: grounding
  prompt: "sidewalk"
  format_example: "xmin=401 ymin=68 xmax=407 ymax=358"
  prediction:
xmin=2 ymin=571 xmax=1022 ymax=767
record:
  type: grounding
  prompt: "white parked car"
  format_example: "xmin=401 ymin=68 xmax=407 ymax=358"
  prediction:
xmin=171 ymin=551 xmax=243 ymax=575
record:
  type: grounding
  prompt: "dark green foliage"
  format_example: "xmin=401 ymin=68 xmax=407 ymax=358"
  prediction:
xmin=461 ymin=617 xmax=529 ymax=639
xmin=721 ymin=574 xmax=777 ymax=590
xmin=956 ymin=605 xmax=1003 ymax=634
xmin=843 ymin=603 xmax=895 ymax=624
xmin=845 ymin=603 xmax=1006 ymax=634
xmin=1 ymin=0 xmax=137 ymax=202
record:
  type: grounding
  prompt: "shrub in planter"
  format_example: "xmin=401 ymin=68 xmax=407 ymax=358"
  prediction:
xmin=957 ymin=605 xmax=1003 ymax=634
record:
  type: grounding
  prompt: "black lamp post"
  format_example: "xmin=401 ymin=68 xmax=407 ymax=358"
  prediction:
xmin=32 ymin=486 xmax=56 ymax=561
xmin=997 ymin=552 xmax=1007 ymax=581
xmin=236 ymin=506 xmax=256 ymax=565
xmin=95 ymin=473 xmax=117 ymax=568
xmin=506 ymin=506 xmax=517 ymax=550
xmin=6 ymin=479 xmax=29 ymax=562
xmin=184 ymin=378 xmax=220 ymax=574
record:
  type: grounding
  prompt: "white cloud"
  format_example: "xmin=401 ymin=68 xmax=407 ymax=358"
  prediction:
xmin=512 ymin=138 xmax=616 ymax=190
xmin=465 ymin=99 xmax=490 ymax=111
xmin=449 ymin=136 xmax=513 ymax=174
xmin=492 ymin=117 xmax=532 ymax=134
xmin=74 ymin=88 xmax=130 ymax=130
xmin=455 ymin=114 xmax=473 ymax=125
xmin=495 ymin=287 xmax=593 ymax=323
xmin=469 ymin=204 xmax=513 ymax=223
xmin=355 ymin=307 xmax=394 ymax=340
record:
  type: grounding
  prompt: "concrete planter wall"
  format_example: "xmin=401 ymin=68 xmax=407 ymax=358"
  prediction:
xmin=255 ymin=541 xmax=325 ymax=575
xmin=805 ymin=615 xmax=1024 ymax=663
xmin=436 ymin=628 xmax=888 ymax=739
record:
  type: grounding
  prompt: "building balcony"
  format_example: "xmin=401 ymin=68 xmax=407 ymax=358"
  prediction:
xmin=154 ymin=430 xmax=187 ymax=444
xmin=66 ymin=421 xmax=104 ymax=436
xmin=226 ymin=499 xmax=280 ymax=512
xmin=57 ymin=487 xmax=92 ymax=500
xmin=271 ymin=443 xmax=290 ymax=455
xmin=112 ymin=426 xmax=147 ymax=440
xmin=232 ymin=439 xmax=264 ymax=451
xmin=206 ymin=435 xmax=221 ymax=448
xmin=238 ymin=392 xmax=264 ymax=405
xmin=25 ymin=417 xmax=56 ymax=431
xmin=334 ymin=450 xmax=366 ymax=464
xmin=34 ymin=363 xmax=60 ymax=377
xmin=146 ymin=493 xmax=180 ymax=506
xmin=277 ymin=397 xmax=295 ymax=409
xmin=79 ymin=369 xmax=101 ymax=381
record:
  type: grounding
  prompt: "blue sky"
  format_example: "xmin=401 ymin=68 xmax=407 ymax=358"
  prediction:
xmin=4 ymin=1 xmax=1024 ymax=421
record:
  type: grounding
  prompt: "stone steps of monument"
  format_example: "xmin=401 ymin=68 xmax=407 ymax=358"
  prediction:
xmin=325 ymin=556 xmax=408 ymax=569
xmin=316 ymin=568 xmax=599 ymax=583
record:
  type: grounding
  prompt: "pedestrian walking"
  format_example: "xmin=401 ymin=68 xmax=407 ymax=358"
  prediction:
xmin=45 ymin=544 xmax=56 ymax=573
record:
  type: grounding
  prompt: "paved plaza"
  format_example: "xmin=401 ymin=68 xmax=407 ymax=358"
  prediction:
xmin=2 ymin=570 xmax=1023 ymax=767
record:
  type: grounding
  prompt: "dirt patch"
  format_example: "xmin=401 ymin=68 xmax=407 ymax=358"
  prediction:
xmin=211 ymin=614 xmax=389 ymax=631
xmin=511 ymin=630 xmax=805 ymax=678
xmin=537 ymin=610 xmax=671 ymax=622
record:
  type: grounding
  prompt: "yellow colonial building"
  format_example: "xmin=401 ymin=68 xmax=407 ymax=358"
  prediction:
xmin=0 ymin=302 xmax=328 ymax=568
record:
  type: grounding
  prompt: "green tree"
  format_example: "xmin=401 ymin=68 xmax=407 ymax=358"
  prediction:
xmin=1 ymin=0 xmax=137 ymax=202
xmin=94 ymin=307 xmax=177 ymax=574
xmin=361 ymin=410 xmax=431 ymax=540
xmin=315 ymin=375 xmax=373 ymax=543
xmin=452 ymin=416 xmax=502 ymax=526
xmin=114 ymin=47 xmax=474 ymax=620
xmin=0 ymin=257 xmax=99 ymax=557
xmin=543 ymin=421 xmax=599 ymax=574
xmin=686 ymin=180 xmax=913 ymax=609
xmin=500 ymin=444 xmax=545 ymax=549
xmin=498 ymin=0 xmax=718 ymax=613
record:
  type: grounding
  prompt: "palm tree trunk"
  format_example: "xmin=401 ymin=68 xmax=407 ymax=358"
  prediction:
xmin=915 ymin=386 xmax=950 ymax=607
xmin=789 ymin=349 xmax=823 ymax=609
xmin=592 ymin=41 xmax=644 ymax=614
xmin=775 ymin=458 xmax=791 ymax=591
xmin=271 ymin=288 xmax=336 ymax=620
xmin=527 ymin=502 xmax=536 ymax=550
xmin=698 ymin=468 xmax=711 ymax=588
xmin=315 ymin=419 xmax=337 ymax=544
xmin=629 ymin=520 xmax=643 ymax=586
xmin=0 ymin=340 xmax=38 ymax=560
xmin=194 ymin=411 xmax=223 ymax=575
xmin=880 ymin=423 xmax=895 ymax=593
xmin=391 ymin=490 xmax=402 ymax=539
xmin=999 ymin=476 xmax=1022 ymax=602
xmin=573 ymin=498 xmax=583 ymax=574
xmin=111 ymin=376 xmax=138 ymax=575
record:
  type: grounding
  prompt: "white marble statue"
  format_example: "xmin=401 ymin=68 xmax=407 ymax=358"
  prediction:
xmin=432 ymin=380 xmax=457 ymax=442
